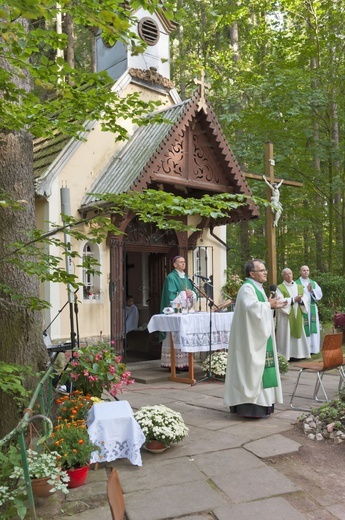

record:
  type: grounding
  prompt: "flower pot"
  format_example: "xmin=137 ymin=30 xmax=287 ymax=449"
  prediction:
xmin=31 ymin=476 xmax=57 ymax=498
xmin=66 ymin=465 xmax=89 ymax=488
xmin=145 ymin=440 xmax=169 ymax=453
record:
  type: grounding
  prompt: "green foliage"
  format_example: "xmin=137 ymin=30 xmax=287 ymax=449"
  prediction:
xmin=278 ymin=353 xmax=289 ymax=375
xmin=0 ymin=443 xmax=26 ymax=520
xmin=173 ymin=0 xmax=345 ymax=274
xmin=316 ymin=273 xmax=345 ymax=323
xmin=0 ymin=0 xmax=171 ymax=138
xmin=310 ymin=390 xmax=345 ymax=432
xmin=0 ymin=362 xmax=34 ymax=402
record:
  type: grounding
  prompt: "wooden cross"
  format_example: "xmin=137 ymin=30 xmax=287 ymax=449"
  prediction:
xmin=244 ymin=142 xmax=303 ymax=286
xmin=194 ymin=70 xmax=211 ymax=113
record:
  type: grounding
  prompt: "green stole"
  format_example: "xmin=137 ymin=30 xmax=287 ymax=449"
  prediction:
xmin=277 ymin=283 xmax=304 ymax=338
xmin=243 ymin=279 xmax=278 ymax=388
xmin=295 ymin=278 xmax=317 ymax=334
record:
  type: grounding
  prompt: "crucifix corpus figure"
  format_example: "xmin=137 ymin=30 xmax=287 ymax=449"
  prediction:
xmin=262 ymin=174 xmax=284 ymax=227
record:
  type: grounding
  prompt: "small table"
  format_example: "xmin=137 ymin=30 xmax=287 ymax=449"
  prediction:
xmin=147 ymin=312 xmax=233 ymax=384
xmin=86 ymin=400 xmax=146 ymax=466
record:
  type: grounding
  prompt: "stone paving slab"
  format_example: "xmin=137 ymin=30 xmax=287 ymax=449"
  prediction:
xmin=219 ymin=415 xmax=295 ymax=442
xmin=327 ymin=503 xmax=345 ymax=520
xmin=124 ymin=480 xmax=228 ymax=520
xmin=244 ymin=433 xmax=302 ymax=458
xmin=212 ymin=465 xmax=301 ymax=503
xmin=192 ymin=448 xmax=266 ymax=476
xmin=61 ymin=505 xmax=112 ymax=520
xmin=171 ymin=427 xmax=252 ymax=455
xmin=214 ymin=496 xmax=306 ymax=520
xmin=118 ymin=456 xmax=206 ymax=493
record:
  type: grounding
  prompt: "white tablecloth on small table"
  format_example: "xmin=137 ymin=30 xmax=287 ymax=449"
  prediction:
xmin=86 ymin=400 xmax=145 ymax=466
xmin=147 ymin=311 xmax=233 ymax=353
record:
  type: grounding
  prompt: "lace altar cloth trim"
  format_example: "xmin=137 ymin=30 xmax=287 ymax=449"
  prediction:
xmin=172 ymin=330 xmax=230 ymax=351
xmin=89 ymin=437 xmax=145 ymax=466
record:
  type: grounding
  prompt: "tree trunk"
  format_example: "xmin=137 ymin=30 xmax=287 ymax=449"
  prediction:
xmin=0 ymin=131 xmax=48 ymax=437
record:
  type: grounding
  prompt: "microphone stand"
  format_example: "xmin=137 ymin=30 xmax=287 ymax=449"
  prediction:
xmin=188 ymin=279 xmax=223 ymax=385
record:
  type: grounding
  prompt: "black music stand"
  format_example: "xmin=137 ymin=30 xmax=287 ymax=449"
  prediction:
xmin=189 ymin=278 xmax=223 ymax=385
xmin=44 ymin=289 xmax=80 ymax=395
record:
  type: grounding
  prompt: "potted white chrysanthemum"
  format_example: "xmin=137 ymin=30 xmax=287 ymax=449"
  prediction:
xmin=134 ymin=404 xmax=189 ymax=452
xmin=201 ymin=351 xmax=228 ymax=378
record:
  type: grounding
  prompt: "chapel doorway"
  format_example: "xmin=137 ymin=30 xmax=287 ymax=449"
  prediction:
xmin=122 ymin=218 xmax=181 ymax=361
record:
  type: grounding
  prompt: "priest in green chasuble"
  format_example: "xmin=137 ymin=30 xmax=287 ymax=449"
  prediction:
xmin=224 ymin=259 xmax=287 ymax=418
xmin=160 ymin=256 xmax=197 ymax=370
xmin=276 ymin=268 xmax=310 ymax=361
xmin=296 ymin=265 xmax=323 ymax=354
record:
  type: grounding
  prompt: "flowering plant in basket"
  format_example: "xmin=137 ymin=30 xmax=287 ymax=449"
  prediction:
xmin=68 ymin=342 xmax=134 ymax=398
xmin=134 ymin=404 xmax=189 ymax=447
xmin=201 ymin=351 xmax=228 ymax=377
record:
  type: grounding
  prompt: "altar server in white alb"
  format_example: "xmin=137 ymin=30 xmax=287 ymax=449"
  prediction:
xmin=224 ymin=259 xmax=287 ymax=419
xmin=275 ymin=268 xmax=310 ymax=361
xmin=296 ymin=265 xmax=323 ymax=354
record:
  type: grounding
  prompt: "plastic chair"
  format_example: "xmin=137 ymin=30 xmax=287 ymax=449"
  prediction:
xmin=290 ymin=332 xmax=345 ymax=411
xmin=107 ymin=468 xmax=125 ymax=520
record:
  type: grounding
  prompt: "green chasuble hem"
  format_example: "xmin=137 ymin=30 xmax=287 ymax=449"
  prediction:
xmin=277 ymin=283 xmax=304 ymax=338
xmin=296 ymin=279 xmax=317 ymax=335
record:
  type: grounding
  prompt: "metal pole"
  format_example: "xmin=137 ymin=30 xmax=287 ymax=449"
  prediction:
xmin=60 ymin=186 xmax=76 ymax=350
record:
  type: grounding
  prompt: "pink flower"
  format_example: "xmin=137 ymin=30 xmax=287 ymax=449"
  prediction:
xmin=95 ymin=353 xmax=103 ymax=361
xmin=83 ymin=370 xmax=89 ymax=376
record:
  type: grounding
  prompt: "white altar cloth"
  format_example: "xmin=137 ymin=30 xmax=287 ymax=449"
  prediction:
xmin=147 ymin=312 xmax=233 ymax=353
xmin=86 ymin=400 xmax=145 ymax=466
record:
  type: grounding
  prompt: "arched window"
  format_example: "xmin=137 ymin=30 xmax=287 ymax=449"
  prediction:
xmin=82 ymin=242 xmax=101 ymax=300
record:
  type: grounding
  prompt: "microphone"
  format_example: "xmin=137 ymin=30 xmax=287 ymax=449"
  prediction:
xmin=194 ymin=274 xmax=210 ymax=282
xmin=269 ymin=284 xmax=277 ymax=298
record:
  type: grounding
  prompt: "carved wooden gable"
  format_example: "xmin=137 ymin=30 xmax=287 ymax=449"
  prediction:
xmin=136 ymin=89 xmax=259 ymax=222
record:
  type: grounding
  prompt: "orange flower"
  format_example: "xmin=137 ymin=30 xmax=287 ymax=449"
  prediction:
xmin=78 ymin=439 xmax=84 ymax=445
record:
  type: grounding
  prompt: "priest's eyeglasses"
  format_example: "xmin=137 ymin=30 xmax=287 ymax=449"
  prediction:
xmin=251 ymin=268 xmax=268 ymax=272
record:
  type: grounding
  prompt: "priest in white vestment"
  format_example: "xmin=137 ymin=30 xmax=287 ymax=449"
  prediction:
xmin=296 ymin=265 xmax=323 ymax=354
xmin=276 ymin=268 xmax=311 ymax=361
xmin=224 ymin=259 xmax=287 ymax=418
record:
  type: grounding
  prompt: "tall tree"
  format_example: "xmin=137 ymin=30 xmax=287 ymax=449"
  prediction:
xmin=0 ymin=0 xmax=170 ymax=435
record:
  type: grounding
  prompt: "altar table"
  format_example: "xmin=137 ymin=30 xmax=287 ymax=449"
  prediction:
xmin=86 ymin=400 xmax=145 ymax=466
xmin=147 ymin=312 xmax=233 ymax=384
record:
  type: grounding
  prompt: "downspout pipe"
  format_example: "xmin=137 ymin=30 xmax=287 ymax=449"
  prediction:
xmin=60 ymin=186 xmax=76 ymax=350
xmin=210 ymin=226 xmax=230 ymax=252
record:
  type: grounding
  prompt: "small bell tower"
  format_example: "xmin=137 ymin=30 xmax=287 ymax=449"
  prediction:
xmin=95 ymin=7 xmax=177 ymax=81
